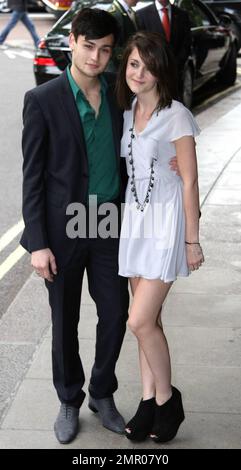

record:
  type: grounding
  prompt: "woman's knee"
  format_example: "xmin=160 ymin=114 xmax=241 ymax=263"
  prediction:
xmin=127 ymin=315 xmax=151 ymax=338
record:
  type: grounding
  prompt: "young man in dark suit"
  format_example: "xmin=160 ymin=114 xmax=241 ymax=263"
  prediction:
xmin=20 ymin=8 xmax=129 ymax=444
xmin=137 ymin=0 xmax=191 ymax=93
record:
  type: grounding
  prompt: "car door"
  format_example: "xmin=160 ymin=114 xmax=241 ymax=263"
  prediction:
xmin=180 ymin=0 xmax=229 ymax=87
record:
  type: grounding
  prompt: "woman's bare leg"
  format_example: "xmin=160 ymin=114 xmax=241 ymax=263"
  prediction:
xmin=130 ymin=278 xmax=156 ymax=400
xmin=128 ymin=278 xmax=173 ymax=405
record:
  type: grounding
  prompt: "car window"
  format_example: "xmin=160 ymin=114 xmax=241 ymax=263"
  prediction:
xmin=195 ymin=5 xmax=212 ymax=27
xmin=180 ymin=0 xmax=212 ymax=27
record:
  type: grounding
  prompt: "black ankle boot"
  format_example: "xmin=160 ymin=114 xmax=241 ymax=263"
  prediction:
xmin=150 ymin=386 xmax=185 ymax=443
xmin=125 ymin=397 xmax=155 ymax=442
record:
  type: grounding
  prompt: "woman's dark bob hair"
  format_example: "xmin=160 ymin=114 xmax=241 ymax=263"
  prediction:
xmin=116 ymin=31 xmax=178 ymax=111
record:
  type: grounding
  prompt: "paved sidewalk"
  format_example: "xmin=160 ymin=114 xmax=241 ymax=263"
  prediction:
xmin=0 ymin=98 xmax=240 ymax=449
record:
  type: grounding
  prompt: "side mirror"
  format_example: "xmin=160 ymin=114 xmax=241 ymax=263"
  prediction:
xmin=219 ymin=14 xmax=232 ymax=28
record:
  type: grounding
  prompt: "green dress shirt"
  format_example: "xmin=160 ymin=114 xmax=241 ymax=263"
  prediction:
xmin=67 ymin=66 xmax=120 ymax=204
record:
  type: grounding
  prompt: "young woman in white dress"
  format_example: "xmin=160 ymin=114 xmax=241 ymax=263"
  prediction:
xmin=116 ymin=32 xmax=204 ymax=443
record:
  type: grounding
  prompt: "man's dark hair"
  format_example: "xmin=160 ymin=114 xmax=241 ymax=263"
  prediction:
xmin=71 ymin=8 xmax=120 ymax=46
xmin=116 ymin=31 xmax=178 ymax=111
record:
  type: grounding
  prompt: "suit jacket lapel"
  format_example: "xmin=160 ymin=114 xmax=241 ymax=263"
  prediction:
xmin=58 ymin=70 xmax=89 ymax=173
xmin=115 ymin=0 xmax=137 ymax=31
xmin=170 ymin=5 xmax=178 ymax=44
xmin=105 ymin=82 xmax=121 ymax=168
xmin=57 ymin=70 xmax=121 ymax=173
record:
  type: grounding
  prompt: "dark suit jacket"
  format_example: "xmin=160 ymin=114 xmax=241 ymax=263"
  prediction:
xmin=20 ymin=70 xmax=126 ymax=267
xmin=109 ymin=0 xmax=138 ymax=47
xmin=109 ymin=0 xmax=139 ymax=67
xmin=137 ymin=3 xmax=191 ymax=70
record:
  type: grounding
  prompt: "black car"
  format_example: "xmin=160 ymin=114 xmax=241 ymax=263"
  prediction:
xmin=204 ymin=1 xmax=241 ymax=50
xmin=34 ymin=0 xmax=238 ymax=107
xmin=175 ymin=0 xmax=238 ymax=105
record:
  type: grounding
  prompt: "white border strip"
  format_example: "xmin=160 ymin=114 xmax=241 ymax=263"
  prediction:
xmin=0 ymin=220 xmax=24 ymax=253
xmin=0 ymin=245 xmax=26 ymax=281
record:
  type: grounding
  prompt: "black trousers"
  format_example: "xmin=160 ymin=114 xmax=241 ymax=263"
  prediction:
xmin=45 ymin=234 xmax=129 ymax=409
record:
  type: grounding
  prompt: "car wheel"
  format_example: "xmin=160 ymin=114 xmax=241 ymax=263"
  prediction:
xmin=231 ymin=23 xmax=241 ymax=52
xmin=182 ymin=65 xmax=193 ymax=109
xmin=218 ymin=44 xmax=237 ymax=87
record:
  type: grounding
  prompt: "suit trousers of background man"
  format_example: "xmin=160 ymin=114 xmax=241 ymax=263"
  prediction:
xmin=45 ymin=208 xmax=129 ymax=409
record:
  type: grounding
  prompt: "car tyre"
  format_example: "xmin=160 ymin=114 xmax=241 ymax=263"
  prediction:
xmin=218 ymin=44 xmax=237 ymax=86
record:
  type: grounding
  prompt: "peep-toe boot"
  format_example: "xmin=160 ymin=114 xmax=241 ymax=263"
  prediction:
xmin=150 ymin=386 xmax=185 ymax=443
xmin=125 ymin=397 xmax=155 ymax=442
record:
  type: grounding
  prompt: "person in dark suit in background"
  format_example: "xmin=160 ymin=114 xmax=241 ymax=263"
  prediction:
xmin=0 ymin=0 xmax=40 ymax=47
xmin=108 ymin=0 xmax=139 ymax=68
xmin=137 ymin=0 xmax=191 ymax=97
xmin=20 ymin=8 xmax=129 ymax=444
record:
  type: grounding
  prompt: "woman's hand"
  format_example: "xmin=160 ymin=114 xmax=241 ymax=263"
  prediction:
xmin=186 ymin=243 xmax=204 ymax=271
xmin=169 ymin=156 xmax=180 ymax=175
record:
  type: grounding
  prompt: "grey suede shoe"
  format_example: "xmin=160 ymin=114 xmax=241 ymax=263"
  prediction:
xmin=88 ymin=395 xmax=125 ymax=434
xmin=54 ymin=404 xmax=79 ymax=444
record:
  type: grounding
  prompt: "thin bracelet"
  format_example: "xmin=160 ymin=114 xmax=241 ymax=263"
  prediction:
xmin=185 ymin=241 xmax=200 ymax=245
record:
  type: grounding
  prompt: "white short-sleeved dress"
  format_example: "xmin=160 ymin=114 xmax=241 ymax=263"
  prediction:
xmin=118 ymin=99 xmax=200 ymax=283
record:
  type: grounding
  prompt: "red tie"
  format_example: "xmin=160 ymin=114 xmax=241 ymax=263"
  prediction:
xmin=162 ymin=7 xmax=171 ymax=42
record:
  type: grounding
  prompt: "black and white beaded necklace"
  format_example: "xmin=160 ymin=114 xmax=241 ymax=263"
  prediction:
xmin=128 ymin=113 xmax=157 ymax=212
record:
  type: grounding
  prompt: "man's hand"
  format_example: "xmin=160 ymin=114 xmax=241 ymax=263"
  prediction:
xmin=31 ymin=248 xmax=57 ymax=282
xmin=169 ymin=156 xmax=180 ymax=175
